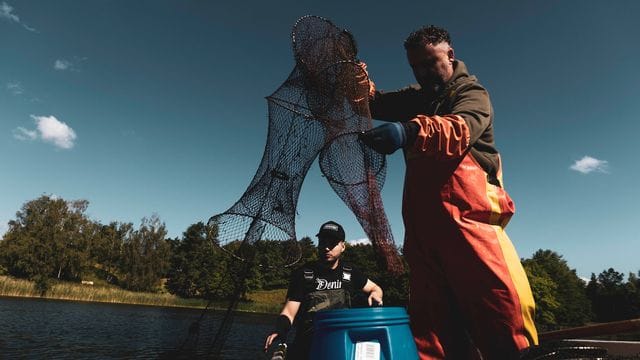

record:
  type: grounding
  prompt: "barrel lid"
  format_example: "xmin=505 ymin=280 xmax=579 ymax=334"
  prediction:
xmin=313 ymin=307 xmax=410 ymax=328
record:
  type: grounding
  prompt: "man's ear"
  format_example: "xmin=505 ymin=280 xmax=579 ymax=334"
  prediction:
xmin=448 ymin=47 xmax=455 ymax=63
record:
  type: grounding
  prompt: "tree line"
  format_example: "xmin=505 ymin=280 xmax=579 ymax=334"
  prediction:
xmin=1 ymin=196 xmax=639 ymax=331
xmin=0 ymin=196 xmax=170 ymax=294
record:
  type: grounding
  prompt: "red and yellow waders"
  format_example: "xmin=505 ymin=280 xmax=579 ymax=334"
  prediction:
xmin=403 ymin=115 xmax=538 ymax=359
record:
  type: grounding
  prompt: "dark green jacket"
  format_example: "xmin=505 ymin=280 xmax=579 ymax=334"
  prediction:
xmin=369 ymin=60 xmax=501 ymax=185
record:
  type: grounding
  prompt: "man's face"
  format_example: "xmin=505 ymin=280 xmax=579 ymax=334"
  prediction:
xmin=318 ymin=237 xmax=345 ymax=263
xmin=406 ymin=42 xmax=455 ymax=93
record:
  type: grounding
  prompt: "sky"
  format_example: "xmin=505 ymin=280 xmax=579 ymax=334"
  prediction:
xmin=1 ymin=1 xmax=638 ymax=279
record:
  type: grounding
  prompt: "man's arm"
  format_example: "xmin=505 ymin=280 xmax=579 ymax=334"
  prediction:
xmin=362 ymin=82 xmax=491 ymax=158
xmin=355 ymin=61 xmax=422 ymax=123
xmin=362 ymin=279 xmax=383 ymax=306
xmin=264 ymin=300 xmax=301 ymax=352
xmin=369 ymin=87 xmax=424 ymax=122
xmin=280 ymin=300 xmax=301 ymax=323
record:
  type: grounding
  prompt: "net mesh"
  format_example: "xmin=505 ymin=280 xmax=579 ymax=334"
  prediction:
xmin=208 ymin=15 xmax=402 ymax=273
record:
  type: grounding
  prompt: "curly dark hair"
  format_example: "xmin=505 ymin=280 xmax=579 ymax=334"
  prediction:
xmin=404 ymin=25 xmax=451 ymax=50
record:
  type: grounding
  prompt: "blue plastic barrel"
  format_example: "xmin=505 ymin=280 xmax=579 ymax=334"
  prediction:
xmin=309 ymin=307 xmax=418 ymax=360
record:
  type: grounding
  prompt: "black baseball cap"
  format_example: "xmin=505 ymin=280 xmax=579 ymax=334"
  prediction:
xmin=316 ymin=221 xmax=346 ymax=241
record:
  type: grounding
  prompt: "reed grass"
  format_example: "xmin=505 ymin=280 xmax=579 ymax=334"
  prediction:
xmin=0 ymin=275 xmax=285 ymax=313
xmin=244 ymin=288 xmax=287 ymax=313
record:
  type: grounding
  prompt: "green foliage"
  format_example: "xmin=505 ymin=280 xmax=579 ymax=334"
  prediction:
xmin=6 ymin=194 xmax=639 ymax=323
xmin=93 ymin=222 xmax=133 ymax=284
xmin=0 ymin=196 xmax=95 ymax=286
xmin=33 ymin=274 xmax=50 ymax=296
xmin=626 ymin=272 xmax=640 ymax=317
xmin=218 ymin=237 xmax=319 ymax=300
xmin=166 ymin=222 xmax=227 ymax=298
xmin=164 ymin=236 xmax=407 ymax=306
xmin=586 ymin=268 xmax=640 ymax=322
xmin=253 ymin=237 xmax=317 ymax=290
xmin=523 ymin=250 xmax=592 ymax=328
xmin=0 ymin=196 xmax=174 ymax=295
xmin=118 ymin=215 xmax=171 ymax=292
xmin=342 ymin=243 xmax=409 ymax=307
xmin=522 ymin=260 xmax=560 ymax=329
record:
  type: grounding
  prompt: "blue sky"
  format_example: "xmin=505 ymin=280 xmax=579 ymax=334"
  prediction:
xmin=1 ymin=1 xmax=638 ymax=279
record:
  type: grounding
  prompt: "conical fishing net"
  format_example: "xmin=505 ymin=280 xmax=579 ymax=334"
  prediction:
xmin=208 ymin=15 xmax=401 ymax=273
xmin=171 ymin=16 xmax=403 ymax=358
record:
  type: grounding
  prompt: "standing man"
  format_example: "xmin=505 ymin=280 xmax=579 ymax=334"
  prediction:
xmin=263 ymin=221 xmax=383 ymax=359
xmin=360 ymin=25 xmax=538 ymax=358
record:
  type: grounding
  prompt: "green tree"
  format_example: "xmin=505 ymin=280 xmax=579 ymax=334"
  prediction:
xmin=588 ymin=268 xmax=635 ymax=322
xmin=166 ymin=222 xmax=225 ymax=298
xmin=118 ymin=215 xmax=171 ymax=292
xmin=626 ymin=272 xmax=640 ymax=319
xmin=343 ymin=243 xmax=409 ymax=307
xmin=92 ymin=221 xmax=133 ymax=283
xmin=525 ymin=250 xmax=592 ymax=326
xmin=0 ymin=196 xmax=95 ymax=291
xmin=252 ymin=237 xmax=317 ymax=290
xmin=522 ymin=259 xmax=560 ymax=329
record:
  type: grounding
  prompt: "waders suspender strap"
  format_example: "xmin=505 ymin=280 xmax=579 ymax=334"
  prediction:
xmin=303 ymin=268 xmax=315 ymax=292
xmin=341 ymin=265 xmax=352 ymax=307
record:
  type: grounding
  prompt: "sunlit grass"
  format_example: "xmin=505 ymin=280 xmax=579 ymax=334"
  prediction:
xmin=0 ymin=275 xmax=285 ymax=313
xmin=244 ymin=288 xmax=287 ymax=313
xmin=0 ymin=275 xmax=208 ymax=307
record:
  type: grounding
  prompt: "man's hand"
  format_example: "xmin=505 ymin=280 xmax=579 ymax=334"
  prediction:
xmin=363 ymin=279 xmax=384 ymax=306
xmin=264 ymin=333 xmax=278 ymax=352
xmin=359 ymin=122 xmax=407 ymax=155
xmin=264 ymin=333 xmax=279 ymax=352
xmin=264 ymin=313 xmax=292 ymax=352
xmin=368 ymin=289 xmax=383 ymax=307
xmin=355 ymin=61 xmax=376 ymax=98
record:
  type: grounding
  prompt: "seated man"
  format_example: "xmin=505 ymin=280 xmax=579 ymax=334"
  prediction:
xmin=264 ymin=221 xmax=383 ymax=360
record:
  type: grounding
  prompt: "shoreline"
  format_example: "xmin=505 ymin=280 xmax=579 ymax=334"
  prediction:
xmin=0 ymin=293 xmax=279 ymax=315
xmin=0 ymin=275 xmax=283 ymax=314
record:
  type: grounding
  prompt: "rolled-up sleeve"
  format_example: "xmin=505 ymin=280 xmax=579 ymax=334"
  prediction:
xmin=409 ymin=114 xmax=470 ymax=159
xmin=409 ymin=82 xmax=491 ymax=159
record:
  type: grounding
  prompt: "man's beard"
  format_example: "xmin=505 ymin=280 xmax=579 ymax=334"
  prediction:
xmin=320 ymin=255 xmax=340 ymax=268
xmin=418 ymin=76 xmax=445 ymax=94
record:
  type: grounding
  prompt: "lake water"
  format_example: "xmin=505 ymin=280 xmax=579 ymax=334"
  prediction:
xmin=0 ymin=296 xmax=277 ymax=359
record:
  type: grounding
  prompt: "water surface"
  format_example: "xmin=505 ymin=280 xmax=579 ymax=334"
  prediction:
xmin=0 ymin=296 xmax=276 ymax=359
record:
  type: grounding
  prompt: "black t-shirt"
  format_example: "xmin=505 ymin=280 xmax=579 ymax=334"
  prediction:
xmin=286 ymin=261 xmax=368 ymax=302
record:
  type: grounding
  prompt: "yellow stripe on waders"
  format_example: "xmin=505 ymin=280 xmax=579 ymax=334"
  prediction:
xmin=486 ymin=183 xmax=539 ymax=346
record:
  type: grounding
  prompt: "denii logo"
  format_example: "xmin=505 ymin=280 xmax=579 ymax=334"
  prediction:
xmin=315 ymin=278 xmax=342 ymax=290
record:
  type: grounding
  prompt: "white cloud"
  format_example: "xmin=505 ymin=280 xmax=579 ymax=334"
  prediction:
xmin=22 ymin=23 xmax=35 ymax=32
xmin=0 ymin=1 xmax=19 ymax=22
xmin=570 ymin=156 xmax=609 ymax=174
xmin=13 ymin=115 xmax=77 ymax=149
xmin=6 ymin=82 xmax=24 ymax=95
xmin=54 ymin=59 xmax=72 ymax=71
xmin=54 ymin=57 xmax=88 ymax=72
xmin=0 ymin=2 xmax=36 ymax=32
xmin=13 ymin=126 xmax=37 ymax=140
xmin=35 ymin=115 xmax=77 ymax=149
xmin=347 ymin=238 xmax=371 ymax=246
